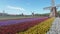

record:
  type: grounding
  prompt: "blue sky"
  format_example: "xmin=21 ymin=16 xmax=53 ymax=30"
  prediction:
xmin=0 ymin=0 xmax=60 ymax=15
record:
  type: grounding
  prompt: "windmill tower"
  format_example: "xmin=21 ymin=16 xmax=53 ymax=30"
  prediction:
xmin=50 ymin=0 xmax=57 ymax=17
xmin=43 ymin=0 xmax=60 ymax=17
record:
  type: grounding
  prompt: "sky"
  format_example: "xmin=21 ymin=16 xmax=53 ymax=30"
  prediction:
xmin=0 ymin=0 xmax=60 ymax=15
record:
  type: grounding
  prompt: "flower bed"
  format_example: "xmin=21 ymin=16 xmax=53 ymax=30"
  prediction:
xmin=0 ymin=17 xmax=48 ymax=34
xmin=17 ymin=17 xmax=55 ymax=34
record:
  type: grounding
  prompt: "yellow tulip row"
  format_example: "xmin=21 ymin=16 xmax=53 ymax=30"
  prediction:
xmin=17 ymin=17 xmax=55 ymax=34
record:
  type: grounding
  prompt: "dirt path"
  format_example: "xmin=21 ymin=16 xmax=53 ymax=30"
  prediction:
xmin=47 ymin=17 xmax=60 ymax=34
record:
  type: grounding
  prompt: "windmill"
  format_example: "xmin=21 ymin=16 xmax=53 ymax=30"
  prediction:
xmin=31 ymin=11 xmax=35 ymax=16
xmin=2 ymin=10 xmax=5 ymax=16
xmin=21 ymin=13 xmax=24 ymax=16
xmin=43 ymin=0 xmax=60 ymax=17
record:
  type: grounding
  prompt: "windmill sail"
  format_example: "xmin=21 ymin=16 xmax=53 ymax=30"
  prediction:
xmin=51 ymin=0 xmax=55 ymax=7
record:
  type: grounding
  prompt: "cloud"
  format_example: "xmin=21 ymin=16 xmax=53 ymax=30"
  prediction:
xmin=7 ymin=5 xmax=25 ymax=11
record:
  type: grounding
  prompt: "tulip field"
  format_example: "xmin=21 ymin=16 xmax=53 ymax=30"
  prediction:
xmin=0 ymin=17 xmax=55 ymax=34
xmin=17 ymin=17 xmax=55 ymax=34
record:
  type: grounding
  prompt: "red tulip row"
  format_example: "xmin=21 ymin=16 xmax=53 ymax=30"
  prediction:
xmin=0 ymin=17 xmax=48 ymax=34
